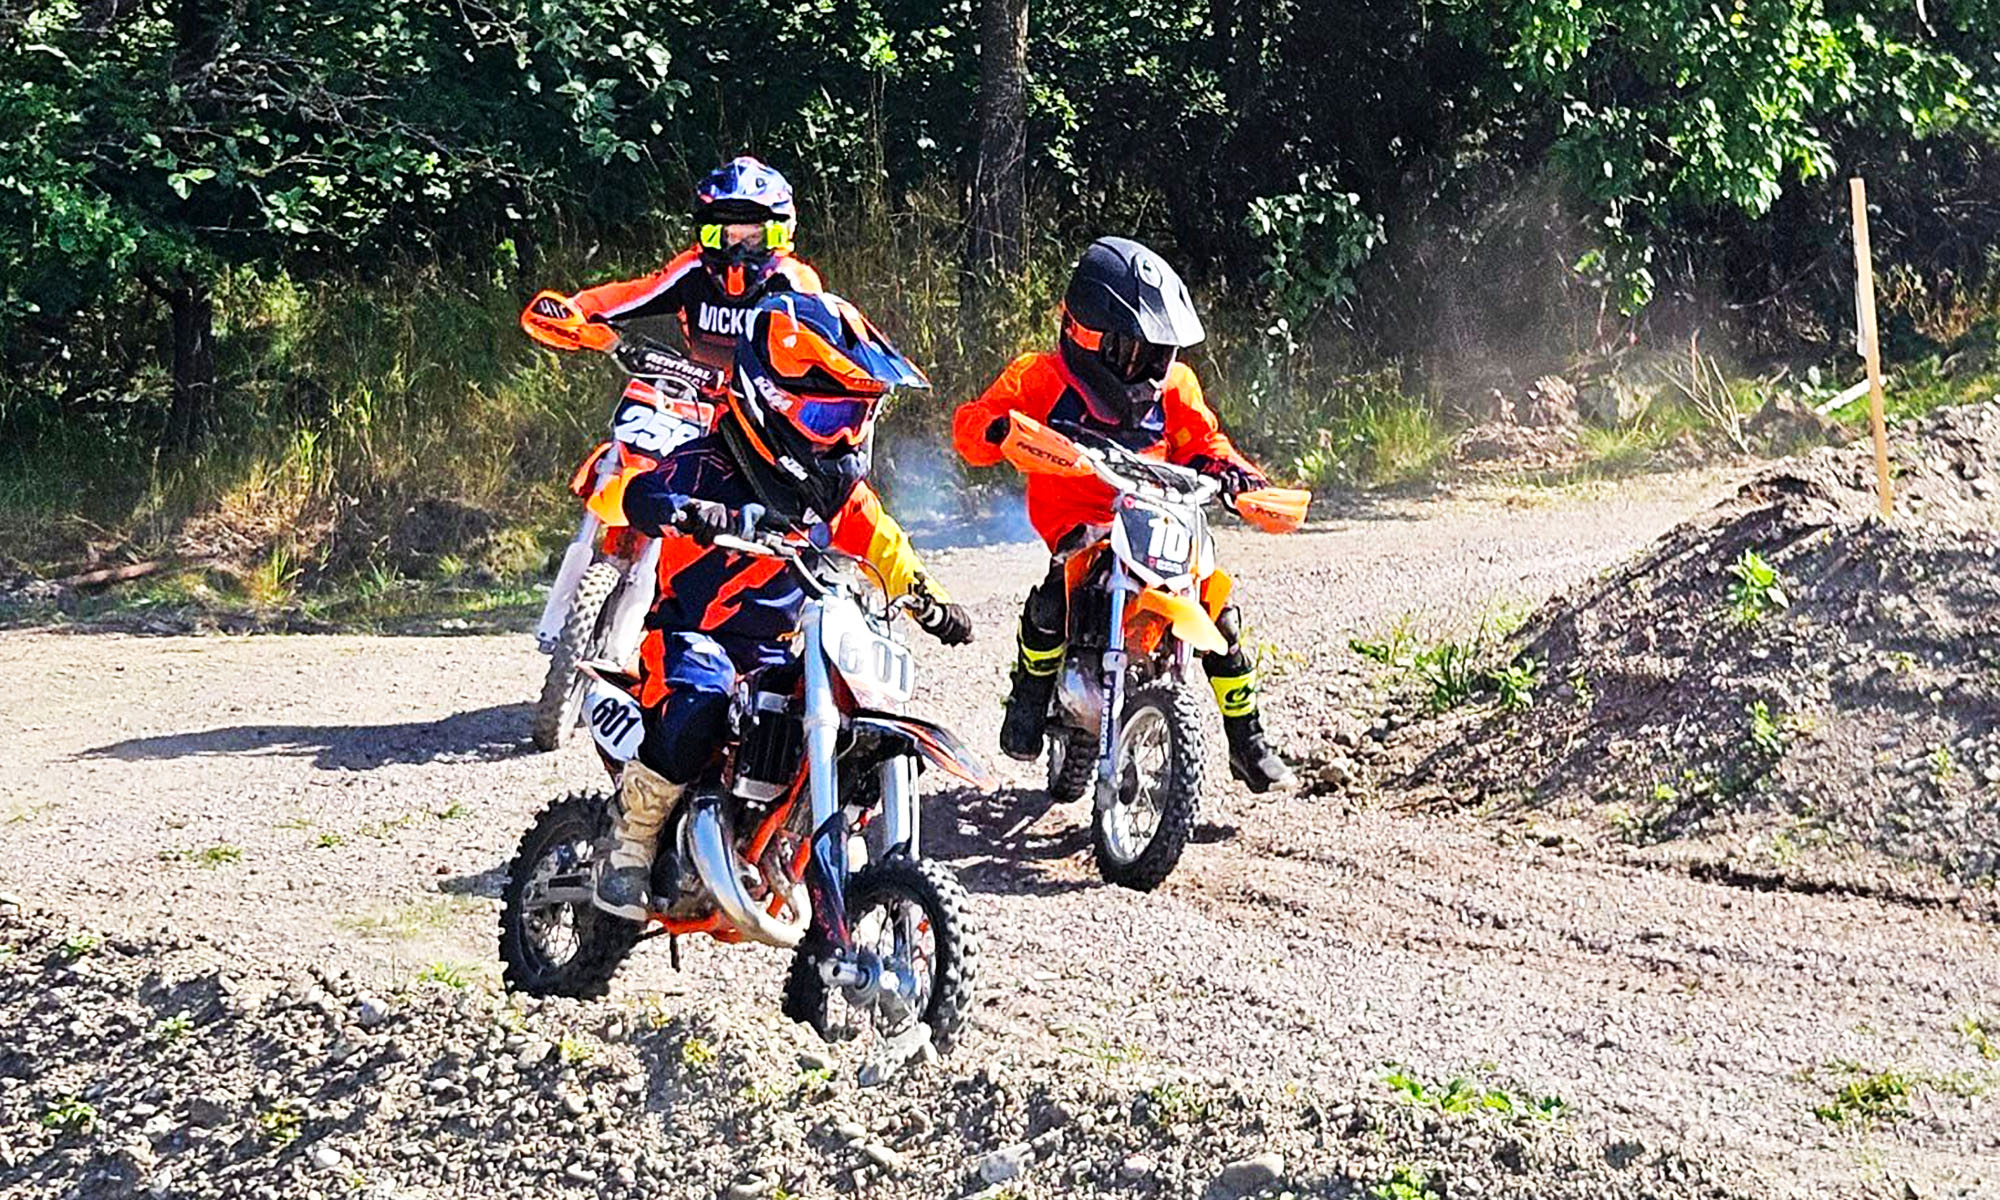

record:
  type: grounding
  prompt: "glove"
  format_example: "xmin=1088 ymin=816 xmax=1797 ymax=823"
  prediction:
xmin=916 ymin=601 xmax=973 ymax=646
xmin=984 ymin=415 xmax=1011 ymax=446
xmin=1190 ymin=454 xmax=1269 ymax=498
xmin=669 ymin=499 xmax=737 ymax=546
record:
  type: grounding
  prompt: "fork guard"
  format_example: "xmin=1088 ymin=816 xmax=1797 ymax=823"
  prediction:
xmin=849 ymin=712 xmax=998 ymax=792
xmin=1130 ymin=588 xmax=1227 ymax=655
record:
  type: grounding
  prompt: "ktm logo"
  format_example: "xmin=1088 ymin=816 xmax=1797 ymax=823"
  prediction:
xmin=695 ymin=304 xmax=754 ymax=337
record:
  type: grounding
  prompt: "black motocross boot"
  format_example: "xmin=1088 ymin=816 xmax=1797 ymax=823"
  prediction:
xmin=1223 ymin=711 xmax=1296 ymax=794
xmin=999 ymin=663 xmax=1058 ymax=761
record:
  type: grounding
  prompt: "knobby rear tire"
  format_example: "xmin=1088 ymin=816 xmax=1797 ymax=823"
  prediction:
xmin=498 ymin=790 xmax=640 ymax=998
xmin=531 ymin=560 xmax=623 ymax=752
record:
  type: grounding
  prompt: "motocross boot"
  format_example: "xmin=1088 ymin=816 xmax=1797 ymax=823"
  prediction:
xmin=999 ymin=627 xmax=1064 ymax=762
xmin=1209 ymin=666 xmax=1296 ymax=794
xmin=593 ymin=761 xmax=681 ymax=921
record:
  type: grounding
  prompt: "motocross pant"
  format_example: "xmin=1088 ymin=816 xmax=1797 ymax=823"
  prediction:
xmin=635 ymin=630 xmax=789 ymax=783
xmin=1014 ymin=556 xmax=1262 ymax=720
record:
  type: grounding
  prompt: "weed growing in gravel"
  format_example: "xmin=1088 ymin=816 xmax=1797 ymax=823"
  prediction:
xmin=1142 ymin=1080 xmax=1214 ymax=1126
xmin=1929 ymin=745 xmax=1957 ymax=786
xmin=433 ymin=801 xmax=469 ymax=821
xmin=1382 ymin=1067 xmax=1567 ymax=1121
xmin=315 ymin=831 xmax=345 ymax=848
xmin=1726 ymin=550 xmax=1789 ymax=624
xmin=1491 ymin=658 xmax=1542 ymax=712
xmin=1372 ymin=1165 xmax=1441 ymax=1200
xmin=414 ymin=960 xmax=474 ymax=989
xmin=558 ymin=1035 xmax=596 ymax=1066
xmin=679 ymin=1035 xmax=718 ymax=1071
xmin=4 ymin=800 xmax=55 ymax=825
xmin=256 ymin=1100 xmax=304 ymax=1146
xmin=1813 ymin=1070 xmax=1912 ymax=1124
xmin=1416 ymin=641 xmax=1480 ymax=712
xmin=198 ymin=843 xmax=243 ymax=868
xmin=1567 ymin=665 xmax=1595 ymax=708
xmin=1958 ymin=1015 xmax=1998 ymax=1060
xmin=57 ymin=931 xmax=101 ymax=961
xmin=151 ymin=1014 xmax=194 ymax=1045
xmin=40 ymin=1098 xmax=97 ymax=1135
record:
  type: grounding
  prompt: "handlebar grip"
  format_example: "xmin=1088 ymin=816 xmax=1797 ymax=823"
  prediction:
xmin=736 ymin=503 xmax=766 ymax=540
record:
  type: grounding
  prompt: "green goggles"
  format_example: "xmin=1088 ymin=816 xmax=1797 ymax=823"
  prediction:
xmin=697 ymin=220 xmax=793 ymax=255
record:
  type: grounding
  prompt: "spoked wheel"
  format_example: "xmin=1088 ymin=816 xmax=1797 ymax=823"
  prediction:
xmin=498 ymin=791 xmax=639 ymax=997
xmin=531 ymin=561 xmax=622 ymax=752
xmin=784 ymin=857 xmax=978 ymax=1056
xmin=1045 ymin=726 xmax=1095 ymax=802
xmin=1091 ymin=681 xmax=1203 ymax=892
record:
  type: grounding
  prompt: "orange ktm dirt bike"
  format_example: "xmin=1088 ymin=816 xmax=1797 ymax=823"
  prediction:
xmin=519 ymin=290 xmax=725 ymax=751
xmin=497 ymin=520 xmax=992 ymax=1081
xmin=998 ymin=412 xmax=1310 ymax=890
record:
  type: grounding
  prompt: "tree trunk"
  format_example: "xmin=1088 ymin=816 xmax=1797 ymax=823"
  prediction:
xmin=166 ymin=277 xmax=216 ymax=451
xmin=965 ymin=0 xmax=1030 ymax=282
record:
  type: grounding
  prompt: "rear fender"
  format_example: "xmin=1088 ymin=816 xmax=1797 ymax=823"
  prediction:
xmin=850 ymin=712 xmax=997 ymax=792
xmin=1131 ymin=588 xmax=1226 ymax=655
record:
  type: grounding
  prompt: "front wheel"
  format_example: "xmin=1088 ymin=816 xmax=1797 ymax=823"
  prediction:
xmin=531 ymin=560 xmax=623 ymax=751
xmin=1046 ymin=726 xmax=1095 ymax=802
xmin=784 ymin=856 xmax=979 ymax=1054
xmin=1091 ymin=681 xmax=1203 ymax=892
xmin=498 ymin=791 xmax=640 ymax=998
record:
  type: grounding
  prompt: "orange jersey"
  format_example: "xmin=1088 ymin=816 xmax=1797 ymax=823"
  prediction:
xmin=569 ymin=249 xmax=824 ymax=372
xmin=953 ymin=352 xmax=1254 ymax=547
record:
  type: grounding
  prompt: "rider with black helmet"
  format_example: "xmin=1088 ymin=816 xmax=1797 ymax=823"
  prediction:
xmin=952 ymin=236 xmax=1294 ymax=794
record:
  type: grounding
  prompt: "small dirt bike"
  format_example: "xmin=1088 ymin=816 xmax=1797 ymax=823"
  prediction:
xmin=997 ymin=412 xmax=1309 ymax=890
xmin=519 ymin=290 xmax=725 ymax=751
xmin=497 ymin=521 xmax=992 ymax=1078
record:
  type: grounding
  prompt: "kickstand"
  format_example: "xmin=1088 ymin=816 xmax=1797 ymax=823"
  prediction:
xmin=669 ymin=934 xmax=681 ymax=971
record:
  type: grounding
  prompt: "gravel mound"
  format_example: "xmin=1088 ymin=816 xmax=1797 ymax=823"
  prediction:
xmin=1389 ymin=401 xmax=2000 ymax=899
xmin=0 ymin=906 xmax=1749 ymax=1200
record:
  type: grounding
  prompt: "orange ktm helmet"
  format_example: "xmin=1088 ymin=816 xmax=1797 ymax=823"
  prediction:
xmin=720 ymin=292 xmax=929 ymax=523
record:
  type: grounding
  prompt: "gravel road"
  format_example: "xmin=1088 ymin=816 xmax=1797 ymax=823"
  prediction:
xmin=3 ymin=467 xmax=1996 ymax=1199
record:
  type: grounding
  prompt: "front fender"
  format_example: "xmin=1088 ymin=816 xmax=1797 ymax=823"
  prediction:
xmin=1132 ymin=588 xmax=1227 ymax=655
xmin=850 ymin=712 xmax=997 ymax=792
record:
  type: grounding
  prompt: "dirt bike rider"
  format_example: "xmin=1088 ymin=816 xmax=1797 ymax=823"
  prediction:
xmin=591 ymin=290 xmax=973 ymax=920
xmin=952 ymin=236 xmax=1295 ymax=793
xmin=566 ymin=156 xmax=822 ymax=374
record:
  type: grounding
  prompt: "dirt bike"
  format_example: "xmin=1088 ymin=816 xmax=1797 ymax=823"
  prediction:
xmin=997 ymin=412 xmax=1309 ymax=891
xmin=518 ymin=290 xmax=725 ymax=751
xmin=497 ymin=518 xmax=992 ymax=1080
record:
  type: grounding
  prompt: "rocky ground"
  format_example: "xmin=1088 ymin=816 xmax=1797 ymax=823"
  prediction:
xmin=2 ymin=465 xmax=1997 ymax=1199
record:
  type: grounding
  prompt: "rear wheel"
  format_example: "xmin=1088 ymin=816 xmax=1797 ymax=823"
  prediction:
xmin=498 ymin=791 xmax=640 ymax=998
xmin=1046 ymin=726 xmax=1095 ymax=802
xmin=1091 ymin=681 xmax=1203 ymax=892
xmin=531 ymin=561 xmax=623 ymax=751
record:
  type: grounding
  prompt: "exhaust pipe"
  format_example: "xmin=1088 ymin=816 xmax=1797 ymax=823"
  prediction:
xmin=686 ymin=794 xmax=807 ymax=948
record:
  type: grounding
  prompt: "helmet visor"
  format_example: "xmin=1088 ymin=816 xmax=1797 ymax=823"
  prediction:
xmin=1101 ymin=331 xmax=1176 ymax=384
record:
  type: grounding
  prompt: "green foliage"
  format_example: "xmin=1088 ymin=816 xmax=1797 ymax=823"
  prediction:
xmin=1382 ymin=1066 xmax=1568 ymax=1122
xmin=1812 ymin=1070 xmax=1912 ymax=1124
xmin=256 ymin=1100 xmax=305 ymax=1147
xmin=1491 ymin=658 xmax=1542 ymax=713
xmin=1726 ymin=551 xmax=1790 ymax=625
xmin=679 ymin=1035 xmax=718 ymax=1071
xmin=1371 ymin=1165 xmax=1442 ymax=1200
xmin=152 ymin=1013 xmax=195 ymax=1045
xmin=414 ymin=960 xmax=473 ymax=989
xmin=40 ymin=1097 xmax=98 ymax=1135
xmin=1747 ymin=700 xmax=1787 ymax=758
xmin=1246 ymin=169 xmax=1387 ymax=335
xmin=57 ymin=931 xmax=101 ymax=961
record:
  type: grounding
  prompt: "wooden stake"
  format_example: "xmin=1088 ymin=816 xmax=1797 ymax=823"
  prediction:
xmin=1849 ymin=177 xmax=1894 ymax=519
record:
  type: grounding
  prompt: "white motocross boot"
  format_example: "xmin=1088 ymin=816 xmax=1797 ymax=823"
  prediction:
xmin=593 ymin=761 xmax=680 ymax=921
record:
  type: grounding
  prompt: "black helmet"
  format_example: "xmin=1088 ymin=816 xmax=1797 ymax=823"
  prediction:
xmin=719 ymin=292 xmax=928 ymax=524
xmin=1057 ymin=236 xmax=1205 ymax=426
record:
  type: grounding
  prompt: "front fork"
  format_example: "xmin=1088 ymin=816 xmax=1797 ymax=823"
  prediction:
xmin=1093 ymin=561 xmax=1134 ymax=813
xmin=535 ymin=510 xmax=600 ymax=651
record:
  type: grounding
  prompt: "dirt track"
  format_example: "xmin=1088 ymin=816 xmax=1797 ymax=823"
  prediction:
xmin=4 ymin=468 xmax=1998 ymax=1198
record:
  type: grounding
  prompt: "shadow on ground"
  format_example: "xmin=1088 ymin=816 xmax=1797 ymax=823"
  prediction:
xmin=77 ymin=703 xmax=535 ymax=770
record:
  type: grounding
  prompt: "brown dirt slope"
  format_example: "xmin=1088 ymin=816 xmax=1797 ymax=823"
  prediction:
xmin=1391 ymin=402 xmax=2000 ymax=899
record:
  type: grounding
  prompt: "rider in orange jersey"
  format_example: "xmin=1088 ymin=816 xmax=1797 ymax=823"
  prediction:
xmin=567 ymin=157 xmax=822 ymax=373
xmin=953 ymin=237 xmax=1294 ymax=793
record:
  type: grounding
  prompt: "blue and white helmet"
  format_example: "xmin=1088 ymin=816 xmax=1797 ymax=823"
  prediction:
xmin=694 ymin=156 xmax=796 ymax=224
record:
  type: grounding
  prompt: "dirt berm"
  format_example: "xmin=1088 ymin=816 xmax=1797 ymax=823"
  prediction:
xmin=1387 ymin=401 xmax=2000 ymax=905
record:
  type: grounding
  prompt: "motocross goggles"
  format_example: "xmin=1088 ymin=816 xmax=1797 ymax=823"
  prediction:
xmin=784 ymin=394 xmax=877 ymax=446
xmin=1063 ymin=305 xmax=1177 ymax=383
xmin=698 ymin=220 xmax=794 ymax=256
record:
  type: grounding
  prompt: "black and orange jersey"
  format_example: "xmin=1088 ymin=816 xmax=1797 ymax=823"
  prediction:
xmin=620 ymin=434 xmax=943 ymax=645
xmin=953 ymin=352 xmax=1258 ymax=546
xmin=570 ymin=250 xmax=824 ymax=372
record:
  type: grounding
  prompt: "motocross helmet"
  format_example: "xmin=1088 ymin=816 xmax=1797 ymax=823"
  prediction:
xmin=693 ymin=156 xmax=798 ymax=298
xmin=721 ymin=291 xmax=929 ymax=524
xmin=1057 ymin=236 xmax=1206 ymax=427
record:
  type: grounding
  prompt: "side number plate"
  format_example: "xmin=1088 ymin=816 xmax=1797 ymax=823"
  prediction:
xmin=585 ymin=684 xmax=646 ymax=762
